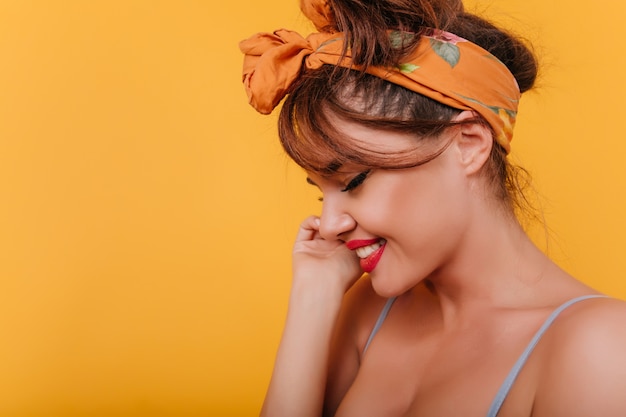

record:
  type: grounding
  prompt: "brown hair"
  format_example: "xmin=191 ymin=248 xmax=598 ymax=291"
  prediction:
xmin=278 ymin=0 xmax=538 ymax=214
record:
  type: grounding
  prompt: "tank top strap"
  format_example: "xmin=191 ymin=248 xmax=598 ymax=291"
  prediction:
xmin=362 ymin=296 xmax=397 ymax=355
xmin=486 ymin=294 xmax=609 ymax=417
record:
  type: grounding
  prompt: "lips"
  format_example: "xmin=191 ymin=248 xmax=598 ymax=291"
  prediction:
xmin=346 ymin=238 xmax=386 ymax=273
xmin=346 ymin=239 xmax=380 ymax=250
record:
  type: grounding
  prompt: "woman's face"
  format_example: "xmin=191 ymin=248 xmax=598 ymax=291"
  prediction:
xmin=306 ymin=119 xmax=476 ymax=296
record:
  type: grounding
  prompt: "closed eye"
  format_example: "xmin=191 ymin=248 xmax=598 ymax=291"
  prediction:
xmin=341 ymin=170 xmax=370 ymax=192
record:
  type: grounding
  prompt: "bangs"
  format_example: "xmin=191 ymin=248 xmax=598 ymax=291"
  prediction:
xmin=277 ymin=67 xmax=468 ymax=175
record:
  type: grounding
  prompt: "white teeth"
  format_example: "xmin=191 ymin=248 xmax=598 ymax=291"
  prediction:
xmin=355 ymin=241 xmax=383 ymax=259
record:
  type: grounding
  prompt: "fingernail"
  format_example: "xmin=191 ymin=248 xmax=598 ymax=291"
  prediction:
xmin=314 ymin=218 xmax=320 ymax=226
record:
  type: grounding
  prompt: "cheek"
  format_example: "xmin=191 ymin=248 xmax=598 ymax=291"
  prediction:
xmin=360 ymin=175 xmax=472 ymax=295
xmin=359 ymin=169 xmax=470 ymax=249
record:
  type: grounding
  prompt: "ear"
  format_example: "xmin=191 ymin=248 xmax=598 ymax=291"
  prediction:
xmin=451 ymin=111 xmax=493 ymax=175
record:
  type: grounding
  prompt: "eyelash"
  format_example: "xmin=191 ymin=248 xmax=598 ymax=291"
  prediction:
xmin=341 ymin=170 xmax=370 ymax=192
xmin=315 ymin=170 xmax=371 ymax=202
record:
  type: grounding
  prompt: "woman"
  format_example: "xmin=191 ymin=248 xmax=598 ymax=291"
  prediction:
xmin=239 ymin=0 xmax=626 ymax=415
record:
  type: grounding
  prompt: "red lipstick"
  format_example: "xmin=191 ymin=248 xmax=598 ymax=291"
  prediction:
xmin=346 ymin=239 xmax=386 ymax=273
xmin=360 ymin=243 xmax=385 ymax=273
xmin=346 ymin=239 xmax=380 ymax=250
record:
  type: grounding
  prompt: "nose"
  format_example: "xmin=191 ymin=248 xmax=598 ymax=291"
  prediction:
xmin=318 ymin=197 xmax=356 ymax=241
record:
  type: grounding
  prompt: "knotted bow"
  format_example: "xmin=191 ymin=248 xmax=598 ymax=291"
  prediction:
xmin=239 ymin=30 xmax=341 ymax=115
xmin=299 ymin=0 xmax=334 ymax=31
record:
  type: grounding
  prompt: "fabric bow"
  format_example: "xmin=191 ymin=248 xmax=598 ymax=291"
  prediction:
xmin=239 ymin=30 xmax=341 ymax=115
xmin=299 ymin=0 xmax=334 ymax=31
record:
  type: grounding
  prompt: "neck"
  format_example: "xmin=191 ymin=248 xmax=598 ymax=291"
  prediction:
xmin=419 ymin=206 xmax=564 ymax=326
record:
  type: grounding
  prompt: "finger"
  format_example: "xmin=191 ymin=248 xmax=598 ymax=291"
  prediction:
xmin=295 ymin=215 xmax=321 ymax=242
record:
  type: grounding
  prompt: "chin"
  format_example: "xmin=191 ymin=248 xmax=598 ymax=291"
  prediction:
xmin=368 ymin=272 xmax=413 ymax=298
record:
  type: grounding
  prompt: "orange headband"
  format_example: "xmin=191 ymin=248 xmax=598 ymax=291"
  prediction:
xmin=239 ymin=4 xmax=520 ymax=152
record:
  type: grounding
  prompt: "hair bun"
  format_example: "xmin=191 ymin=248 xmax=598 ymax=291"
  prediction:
xmin=324 ymin=0 xmax=537 ymax=92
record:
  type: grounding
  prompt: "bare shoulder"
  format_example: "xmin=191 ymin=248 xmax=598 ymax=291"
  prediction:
xmin=330 ymin=275 xmax=390 ymax=358
xmin=323 ymin=276 xmax=387 ymax=416
xmin=533 ymin=296 xmax=626 ymax=416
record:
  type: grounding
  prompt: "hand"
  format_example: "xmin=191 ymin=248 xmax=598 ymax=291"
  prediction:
xmin=292 ymin=216 xmax=363 ymax=297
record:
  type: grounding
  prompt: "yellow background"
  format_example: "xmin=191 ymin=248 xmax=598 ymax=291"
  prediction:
xmin=0 ymin=0 xmax=624 ymax=415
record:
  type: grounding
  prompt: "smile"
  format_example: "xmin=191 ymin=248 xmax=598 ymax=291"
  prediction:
xmin=346 ymin=238 xmax=387 ymax=273
xmin=355 ymin=241 xmax=383 ymax=259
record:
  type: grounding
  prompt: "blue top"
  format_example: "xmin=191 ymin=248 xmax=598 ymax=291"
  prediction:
xmin=361 ymin=294 xmax=608 ymax=416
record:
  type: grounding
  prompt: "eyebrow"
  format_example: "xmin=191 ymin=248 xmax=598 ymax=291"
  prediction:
xmin=324 ymin=160 xmax=343 ymax=173
xmin=309 ymin=160 xmax=346 ymax=183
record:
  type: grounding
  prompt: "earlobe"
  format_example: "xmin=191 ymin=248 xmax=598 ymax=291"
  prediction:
xmin=452 ymin=111 xmax=493 ymax=175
